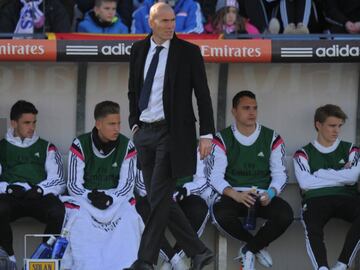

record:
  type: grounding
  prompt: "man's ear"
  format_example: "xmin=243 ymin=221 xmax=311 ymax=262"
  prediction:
xmin=10 ymin=120 xmax=17 ymax=129
xmin=95 ymin=119 xmax=101 ymax=130
xmin=231 ymin=108 xmax=236 ymax=117
xmin=94 ymin=6 xmax=100 ymax=16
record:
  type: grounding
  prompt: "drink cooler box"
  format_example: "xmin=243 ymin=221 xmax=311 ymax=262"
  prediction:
xmin=24 ymin=234 xmax=61 ymax=270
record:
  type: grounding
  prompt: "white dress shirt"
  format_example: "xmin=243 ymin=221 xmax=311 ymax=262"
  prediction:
xmin=139 ymin=38 xmax=170 ymax=123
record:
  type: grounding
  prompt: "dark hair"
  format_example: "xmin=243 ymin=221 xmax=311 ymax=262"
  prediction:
xmin=212 ymin=7 xmax=246 ymax=34
xmin=10 ymin=100 xmax=38 ymax=121
xmin=94 ymin=0 xmax=117 ymax=7
xmin=314 ymin=104 xmax=347 ymax=130
xmin=232 ymin=90 xmax=256 ymax=108
xmin=94 ymin=101 xmax=120 ymax=120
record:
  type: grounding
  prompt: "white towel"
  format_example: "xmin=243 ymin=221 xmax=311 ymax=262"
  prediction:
xmin=60 ymin=196 xmax=144 ymax=270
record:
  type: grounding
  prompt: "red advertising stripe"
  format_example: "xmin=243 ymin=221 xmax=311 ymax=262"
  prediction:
xmin=52 ymin=33 xmax=221 ymax=40
xmin=190 ymin=39 xmax=272 ymax=63
xmin=0 ymin=40 xmax=56 ymax=61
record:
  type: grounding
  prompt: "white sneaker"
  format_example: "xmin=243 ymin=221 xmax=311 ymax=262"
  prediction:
xmin=170 ymin=253 xmax=188 ymax=270
xmin=296 ymin=23 xmax=310 ymax=34
xmin=159 ymin=260 xmax=172 ymax=270
xmin=283 ymin=23 xmax=296 ymax=34
xmin=255 ymin=248 xmax=272 ymax=268
xmin=268 ymin=18 xmax=280 ymax=34
xmin=330 ymin=261 xmax=347 ymax=270
xmin=240 ymin=248 xmax=256 ymax=270
xmin=319 ymin=267 xmax=329 ymax=270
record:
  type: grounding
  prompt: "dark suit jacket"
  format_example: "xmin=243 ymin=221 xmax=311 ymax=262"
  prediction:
xmin=128 ymin=33 xmax=215 ymax=178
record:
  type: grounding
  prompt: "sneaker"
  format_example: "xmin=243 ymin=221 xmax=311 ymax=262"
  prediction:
xmin=283 ymin=23 xmax=296 ymax=34
xmin=239 ymin=246 xmax=256 ymax=270
xmin=268 ymin=18 xmax=280 ymax=34
xmin=159 ymin=260 xmax=172 ymax=270
xmin=296 ymin=23 xmax=310 ymax=34
xmin=330 ymin=261 xmax=347 ymax=270
xmin=170 ymin=253 xmax=188 ymax=270
xmin=255 ymin=248 xmax=272 ymax=268
xmin=319 ymin=267 xmax=329 ymax=270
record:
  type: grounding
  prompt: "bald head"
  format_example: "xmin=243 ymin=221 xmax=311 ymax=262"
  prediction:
xmin=148 ymin=2 xmax=176 ymax=44
xmin=149 ymin=2 xmax=174 ymax=21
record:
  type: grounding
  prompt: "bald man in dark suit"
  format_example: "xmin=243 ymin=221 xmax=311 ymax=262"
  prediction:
xmin=126 ymin=3 xmax=215 ymax=270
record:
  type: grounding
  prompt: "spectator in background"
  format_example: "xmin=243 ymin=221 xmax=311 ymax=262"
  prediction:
xmin=0 ymin=100 xmax=65 ymax=268
xmin=236 ymin=0 xmax=280 ymax=33
xmin=280 ymin=0 xmax=324 ymax=34
xmin=131 ymin=0 xmax=204 ymax=33
xmin=281 ymin=0 xmax=311 ymax=34
xmin=205 ymin=0 xmax=259 ymax=35
xmin=195 ymin=0 xmax=217 ymax=26
xmin=323 ymin=0 xmax=360 ymax=34
xmin=77 ymin=0 xmax=129 ymax=33
xmin=76 ymin=0 xmax=133 ymax=31
xmin=0 ymin=0 xmax=71 ymax=36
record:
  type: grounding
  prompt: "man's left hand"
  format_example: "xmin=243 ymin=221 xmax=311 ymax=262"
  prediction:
xmin=199 ymin=138 xmax=212 ymax=160
xmin=25 ymin=186 xmax=44 ymax=200
xmin=260 ymin=192 xmax=271 ymax=206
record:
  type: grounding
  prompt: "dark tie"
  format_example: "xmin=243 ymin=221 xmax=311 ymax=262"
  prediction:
xmin=139 ymin=46 xmax=164 ymax=112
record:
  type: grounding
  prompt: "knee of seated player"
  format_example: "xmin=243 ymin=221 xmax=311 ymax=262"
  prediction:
xmin=0 ymin=200 xmax=13 ymax=222
xmin=303 ymin=219 xmax=325 ymax=239
xmin=273 ymin=205 xmax=294 ymax=228
xmin=46 ymin=203 xmax=65 ymax=223
xmin=212 ymin=203 xmax=238 ymax=226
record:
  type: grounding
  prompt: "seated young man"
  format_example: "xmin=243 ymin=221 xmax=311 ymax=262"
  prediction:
xmin=135 ymin=151 xmax=213 ymax=270
xmin=65 ymin=101 xmax=144 ymax=270
xmin=294 ymin=104 xmax=360 ymax=270
xmin=208 ymin=90 xmax=293 ymax=270
xmin=0 ymin=100 xmax=65 ymax=267
xmin=77 ymin=0 xmax=129 ymax=33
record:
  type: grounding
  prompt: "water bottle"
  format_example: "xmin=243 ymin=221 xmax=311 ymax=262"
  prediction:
xmin=30 ymin=236 xmax=57 ymax=259
xmin=51 ymin=229 xmax=69 ymax=259
xmin=243 ymin=187 xmax=259 ymax=230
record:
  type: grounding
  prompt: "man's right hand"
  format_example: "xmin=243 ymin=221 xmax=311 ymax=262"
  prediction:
xmin=224 ymin=188 xmax=257 ymax=208
xmin=173 ymin=187 xmax=188 ymax=202
xmin=6 ymin=184 xmax=26 ymax=198
xmin=88 ymin=190 xmax=113 ymax=210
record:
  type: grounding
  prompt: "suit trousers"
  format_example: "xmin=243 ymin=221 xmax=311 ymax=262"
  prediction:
xmin=136 ymin=195 xmax=209 ymax=261
xmin=133 ymin=123 xmax=205 ymax=264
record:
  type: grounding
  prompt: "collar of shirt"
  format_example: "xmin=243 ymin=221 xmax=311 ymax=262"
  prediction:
xmin=149 ymin=38 xmax=170 ymax=52
xmin=231 ymin=122 xmax=261 ymax=146
xmin=313 ymin=138 xmax=340 ymax=153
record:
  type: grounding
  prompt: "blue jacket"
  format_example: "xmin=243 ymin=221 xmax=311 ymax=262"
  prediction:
xmin=131 ymin=0 xmax=203 ymax=33
xmin=77 ymin=11 xmax=129 ymax=34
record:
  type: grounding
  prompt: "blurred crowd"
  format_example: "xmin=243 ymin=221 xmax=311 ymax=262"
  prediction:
xmin=0 ymin=0 xmax=359 ymax=36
